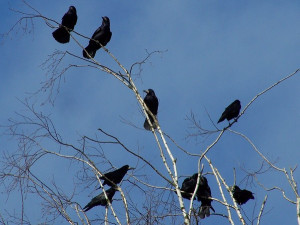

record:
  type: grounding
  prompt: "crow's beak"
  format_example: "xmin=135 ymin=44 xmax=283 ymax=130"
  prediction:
xmin=128 ymin=167 xmax=135 ymax=170
xmin=143 ymin=90 xmax=149 ymax=94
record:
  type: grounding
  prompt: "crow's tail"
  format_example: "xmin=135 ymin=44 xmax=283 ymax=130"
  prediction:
xmin=144 ymin=117 xmax=157 ymax=131
xmin=52 ymin=27 xmax=70 ymax=44
xmin=83 ymin=45 xmax=96 ymax=58
xmin=198 ymin=205 xmax=215 ymax=219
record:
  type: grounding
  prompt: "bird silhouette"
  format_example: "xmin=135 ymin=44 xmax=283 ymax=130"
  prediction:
xmin=83 ymin=16 xmax=112 ymax=58
xmin=100 ymin=165 xmax=133 ymax=187
xmin=196 ymin=176 xmax=215 ymax=219
xmin=218 ymin=99 xmax=241 ymax=123
xmin=143 ymin=89 xmax=159 ymax=130
xmin=231 ymin=185 xmax=254 ymax=205
xmin=179 ymin=173 xmax=215 ymax=219
xmin=83 ymin=187 xmax=116 ymax=212
xmin=52 ymin=6 xmax=77 ymax=44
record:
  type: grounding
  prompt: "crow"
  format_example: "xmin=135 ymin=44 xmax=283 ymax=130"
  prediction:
xmin=143 ymin=89 xmax=159 ymax=130
xmin=83 ymin=16 xmax=112 ymax=58
xmin=217 ymin=100 xmax=241 ymax=123
xmin=52 ymin=6 xmax=77 ymax=44
xmin=83 ymin=187 xmax=116 ymax=212
xmin=100 ymin=165 xmax=133 ymax=187
xmin=179 ymin=173 xmax=215 ymax=219
xmin=197 ymin=176 xmax=215 ymax=219
xmin=180 ymin=174 xmax=198 ymax=200
xmin=231 ymin=185 xmax=254 ymax=205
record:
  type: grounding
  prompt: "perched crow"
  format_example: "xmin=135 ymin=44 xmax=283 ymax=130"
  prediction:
xmin=83 ymin=187 xmax=116 ymax=212
xmin=231 ymin=185 xmax=254 ymax=205
xmin=217 ymin=100 xmax=241 ymax=123
xmin=197 ymin=176 xmax=215 ymax=219
xmin=143 ymin=89 xmax=159 ymax=130
xmin=100 ymin=165 xmax=133 ymax=187
xmin=83 ymin=16 xmax=112 ymax=58
xmin=179 ymin=173 xmax=215 ymax=219
xmin=52 ymin=6 xmax=77 ymax=44
xmin=180 ymin=173 xmax=198 ymax=200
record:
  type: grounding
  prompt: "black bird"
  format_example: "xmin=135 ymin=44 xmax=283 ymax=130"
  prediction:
xmin=83 ymin=16 xmax=112 ymax=58
xmin=83 ymin=187 xmax=116 ymax=212
xmin=197 ymin=176 xmax=215 ymax=219
xmin=231 ymin=185 xmax=254 ymax=205
xmin=100 ymin=165 xmax=133 ymax=187
xmin=143 ymin=89 xmax=159 ymax=130
xmin=52 ymin=6 xmax=77 ymax=44
xmin=217 ymin=100 xmax=241 ymax=123
xmin=179 ymin=173 xmax=215 ymax=219
xmin=180 ymin=173 xmax=198 ymax=200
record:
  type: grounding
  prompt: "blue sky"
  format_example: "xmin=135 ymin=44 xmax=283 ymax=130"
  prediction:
xmin=0 ymin=0 xmax=300 ymax=224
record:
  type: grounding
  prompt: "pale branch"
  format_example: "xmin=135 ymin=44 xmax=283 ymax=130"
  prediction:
xmin=148 ymin=127 xmax=185 ymax=217
xmin=74 ymin=204 xmax=90 ymax=225
xmin=229 ymin=129 xmax=285 ymax=172
xmin=215 ymin=167 xmax=246 ymax=225
xmin=290 ymin=167 xmax=299 ymax=198
xmin=199 ymin=129 xmax=225 ymax=163
xmin=205 ymin=156 xmax=235 ymax=225
xmin=256 ymin=195 xmax=268 ymax=225
xmin=27 ymin=171 xmax=75 ymax=224
xmin=187 ymin=169 xmax=203 ymax=220
xmin=105 ymin=206 xmax=109 ymax=225
xmin=152 ymin=130 xmax=189 ymax=223
xmin=116 ymin=186 xmax=130 ymax=225
xmin=233 ymin=168 xmax=237 ymax=186
xmin=92 ymin=173 xmax=122 ymax=225
xmin=239 ymin=68 xmax=300 ymax=119
xmin=258 ymin=184 xmax=295 ymax=204
xmin=230 ymin=128 xmax=299 ymax=202
xmin=69 ymin=35 xmax=132 ymax=89
xmin=129 ymin=50 xmax=167 ymax=77
xmin=163 ymin=131 xmax=201 ymax=157
xmin=129 ymin=176 xmax=174 ymax=191
xmin=209 ymin=197 xmax=236 ymax=209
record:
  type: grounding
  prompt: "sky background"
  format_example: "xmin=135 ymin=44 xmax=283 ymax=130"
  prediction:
xmin=0 ymin=0 xmax=300 ymax=224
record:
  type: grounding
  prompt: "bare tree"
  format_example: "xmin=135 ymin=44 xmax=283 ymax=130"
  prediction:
xmin=0 ymin=1 xmax=299 ymax=224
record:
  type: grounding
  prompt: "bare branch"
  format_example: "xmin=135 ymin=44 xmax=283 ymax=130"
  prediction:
xmin=256 ymin=195 xmax=268 ymax=225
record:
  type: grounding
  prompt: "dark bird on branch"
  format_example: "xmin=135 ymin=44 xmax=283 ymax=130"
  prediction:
xmin=83 ymin=187 xmax=116 ymax=212
xmin=100 ymin=165 xmax=133 ymax=187
xmin=197 ymin=175 xmax=215 ymax=219
xmin=179 ymin=173 xmax=215 ymax=219
xmin=217 ymin=99 xmax=241 ymax=123
xmin=180 ymin=174 xmax=198 ymax=200
xmin=52 ymin=6 xmax=77 ymax=44
xmin=143 ymin=89 xmax=159 ymax=130
xmin=231 ymin=185 xmax=254 ymax=205
xmin=83 ymin=16 xmax=112 ymax=58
